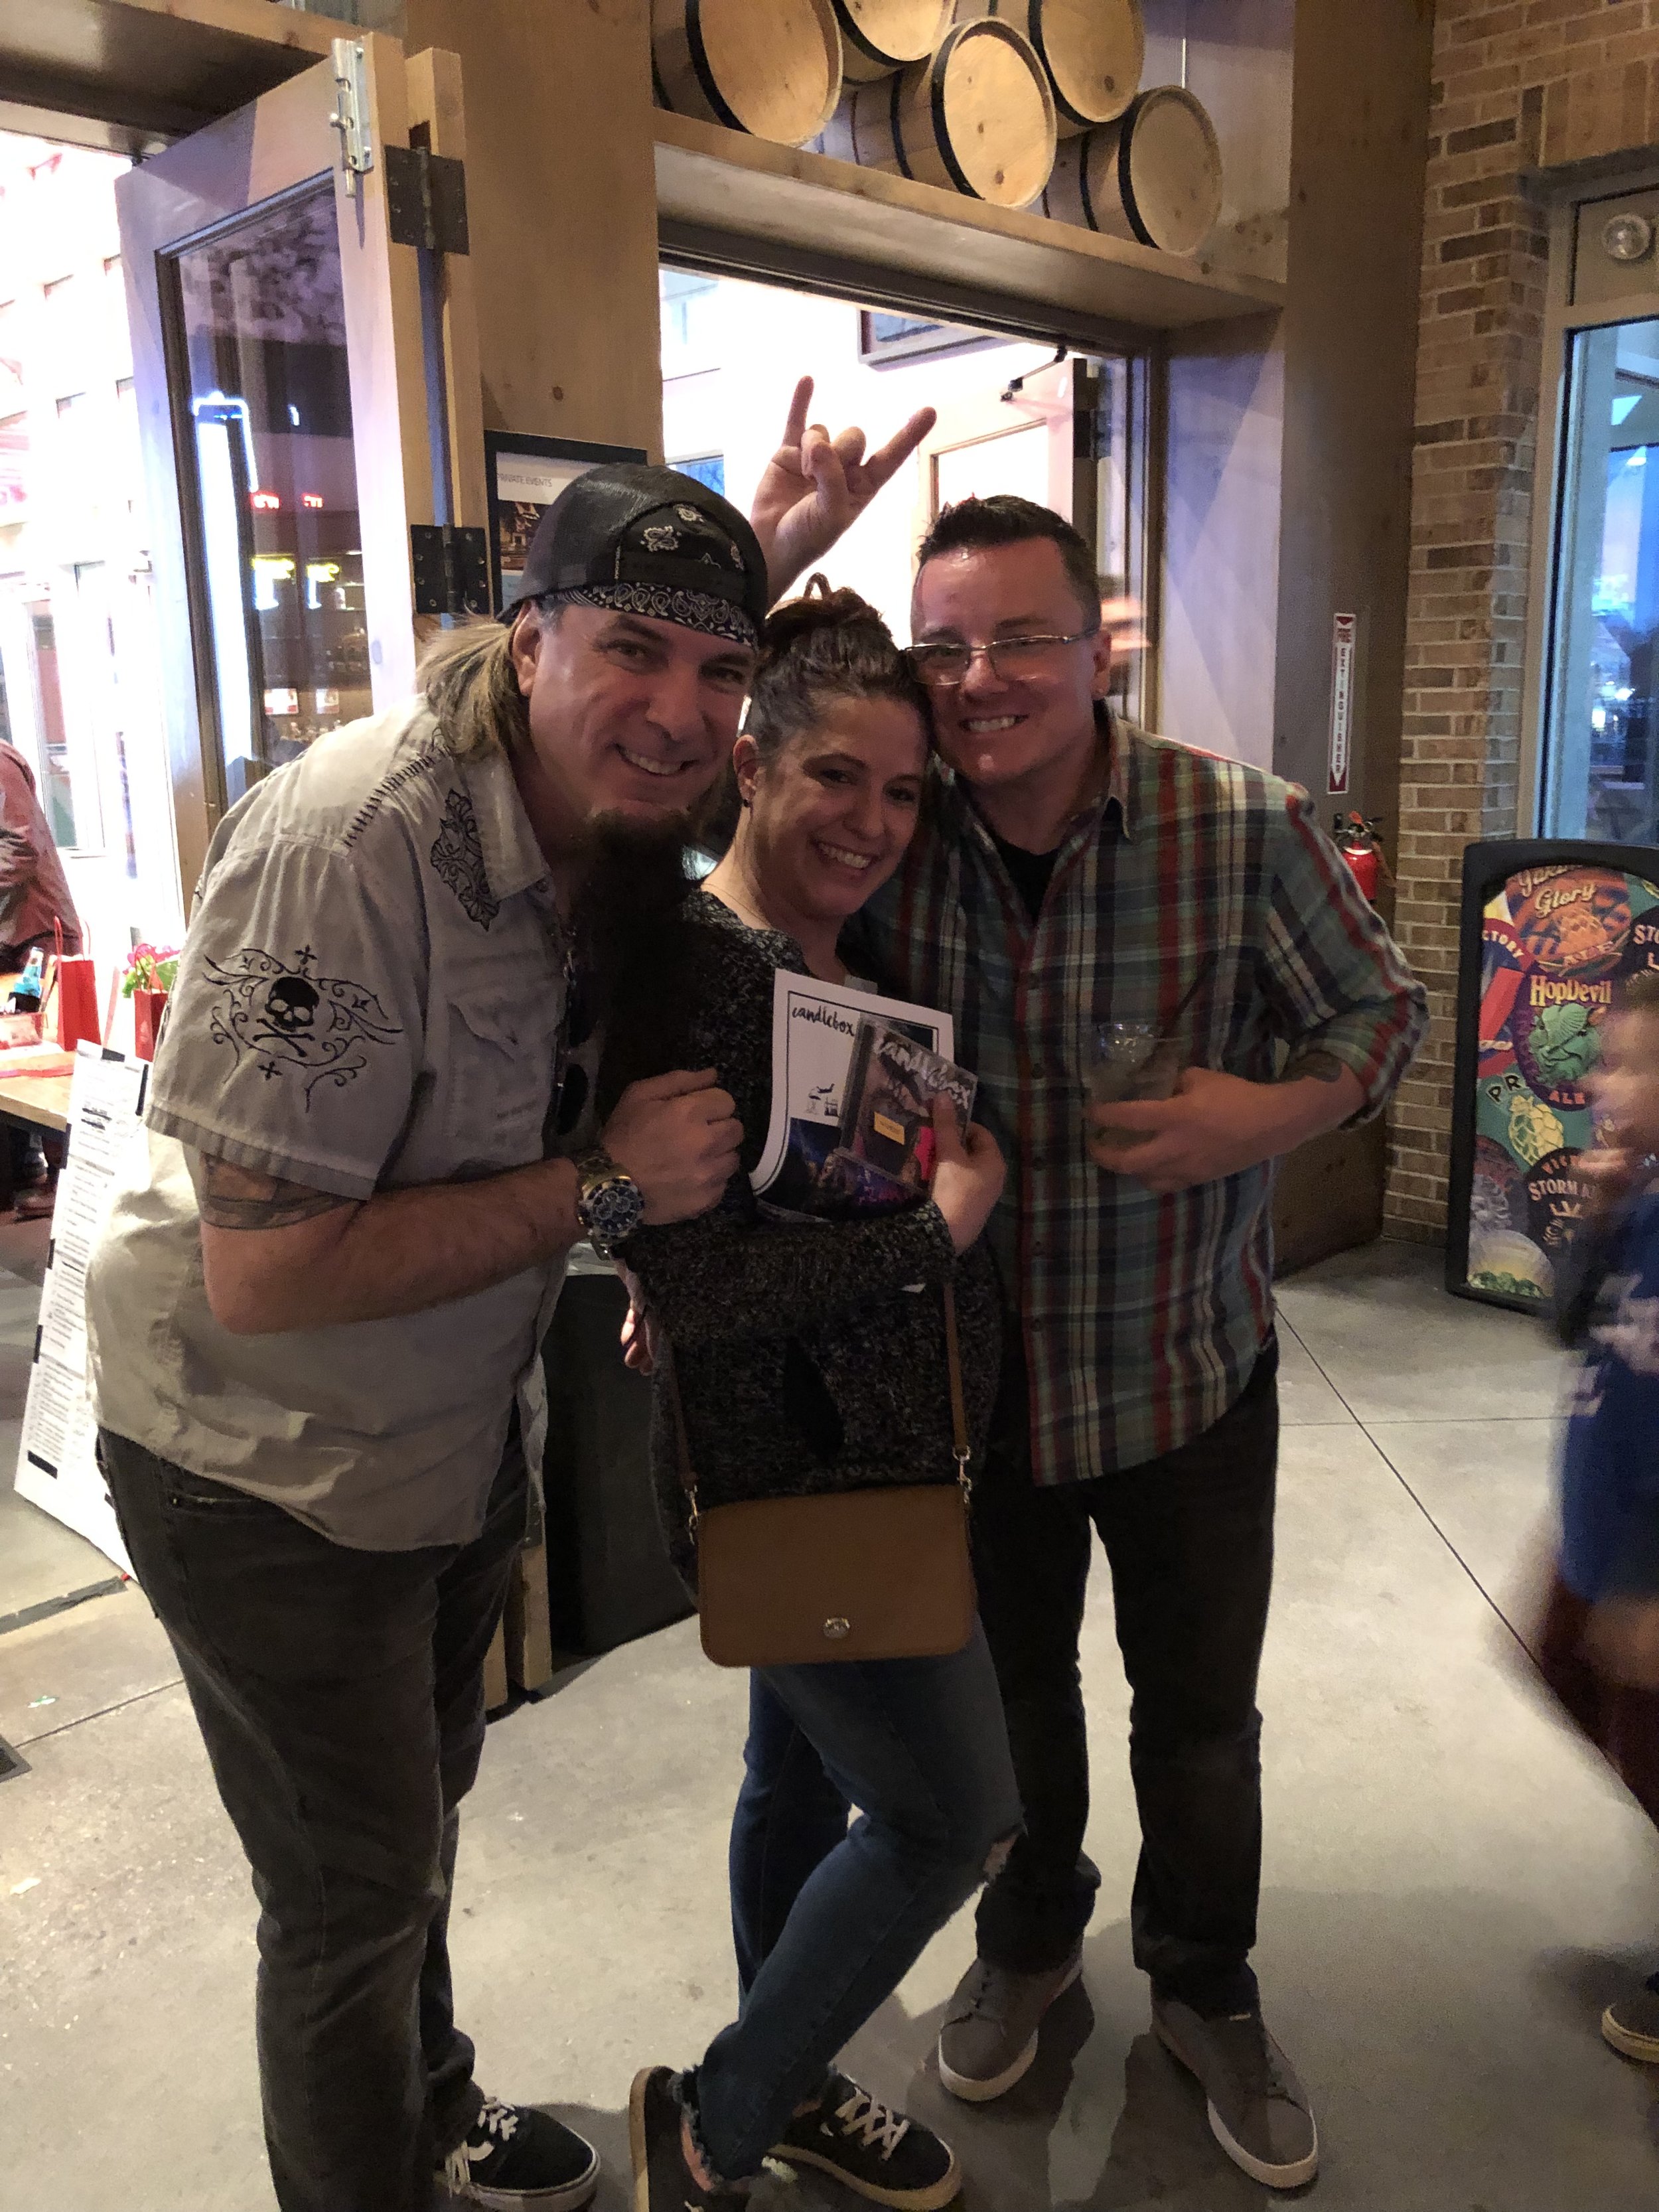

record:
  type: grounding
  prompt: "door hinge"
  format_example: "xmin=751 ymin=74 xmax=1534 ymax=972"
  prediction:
xmin=384 ymin=145 xmax=470 ymax=256
xmin=409 ymin=524 xmax=490 ymax=617
xmin=328 ymin=37 xmax=373 ymax=198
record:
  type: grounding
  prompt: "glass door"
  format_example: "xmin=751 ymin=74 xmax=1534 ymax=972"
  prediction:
xmin=115 ymin=36 xmax=482 ymax=902
xmin=1543 ymin=313 xmax=1659 ymax=843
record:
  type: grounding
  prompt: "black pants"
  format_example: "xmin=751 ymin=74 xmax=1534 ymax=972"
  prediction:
xmin=972 ymin=1339 xmax=1279 ymax=2017
xmin=100 ymin=1421 xmax=529 ymax=2212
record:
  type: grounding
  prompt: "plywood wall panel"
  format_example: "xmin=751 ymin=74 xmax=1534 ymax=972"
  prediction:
xmin=402 ymin=0 xmax=664 ymax=457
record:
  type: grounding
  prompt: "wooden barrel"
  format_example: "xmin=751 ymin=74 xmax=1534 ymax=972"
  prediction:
xmin=652 ymin=0 xmax=843 ymax=147
xmin=833 ymin=18 xmax=1056 ymax=206
xmin=835 ymin=0 xmax=952 ymax=82
xmin=1042 ymin=86 xmax=1222 ymax=253
xmin=954 ymin=0 xmax=1143 ymax=133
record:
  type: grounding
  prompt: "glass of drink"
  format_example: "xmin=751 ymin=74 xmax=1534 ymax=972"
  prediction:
xmin=1087 ymin=1021 xmax=1181 ymax=1153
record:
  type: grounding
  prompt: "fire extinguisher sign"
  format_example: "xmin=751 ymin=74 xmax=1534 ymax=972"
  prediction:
xmin=1328 ymin=613 xmax=1357 ymax=796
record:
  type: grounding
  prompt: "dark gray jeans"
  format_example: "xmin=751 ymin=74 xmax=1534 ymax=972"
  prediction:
xmin=100 ymin=1421 xmax=528 ymax=2212
xmin=972 ymin=1338 xmax=1279 ymax=2015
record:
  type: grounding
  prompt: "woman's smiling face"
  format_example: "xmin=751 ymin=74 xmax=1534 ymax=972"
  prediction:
xmin=737 ymin=692 xmax=929 ymax=930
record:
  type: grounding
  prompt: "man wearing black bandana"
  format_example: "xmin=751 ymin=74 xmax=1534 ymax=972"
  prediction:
xmin=84 ymin=386 xmax=933 ymax=2212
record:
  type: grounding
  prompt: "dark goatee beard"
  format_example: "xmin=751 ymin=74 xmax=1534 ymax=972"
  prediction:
xmin=570 ymin=810 xmax=709 ymax=1119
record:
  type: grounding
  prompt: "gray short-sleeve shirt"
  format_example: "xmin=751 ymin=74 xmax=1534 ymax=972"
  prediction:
xmin=86 ymin=696 xmax=575 ymax=1550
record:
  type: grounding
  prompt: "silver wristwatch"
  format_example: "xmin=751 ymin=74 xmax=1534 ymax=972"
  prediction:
xmin=575 ymin=1148 xmax=645 ymax=1258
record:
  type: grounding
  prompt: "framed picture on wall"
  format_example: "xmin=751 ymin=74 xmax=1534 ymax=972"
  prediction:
xmin=484 ymin=431 xmax=648 ymax=613
xmin=1447 ymin=837 xmax=1659 ymax=1311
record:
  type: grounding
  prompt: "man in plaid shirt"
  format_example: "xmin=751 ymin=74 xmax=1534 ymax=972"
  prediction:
xmin=853 ymin=497 xmax=1425 ymax=2190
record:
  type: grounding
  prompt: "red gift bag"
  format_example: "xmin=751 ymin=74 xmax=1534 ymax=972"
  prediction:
xmin=132 ymin=988 xmax=167 ymax=1061
xmin=48 ymin=922 xmax=100 ymax=1051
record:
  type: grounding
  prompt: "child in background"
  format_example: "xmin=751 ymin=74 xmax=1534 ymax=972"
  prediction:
xmin=1538 ymin=970 xmax=1659 ymax=2063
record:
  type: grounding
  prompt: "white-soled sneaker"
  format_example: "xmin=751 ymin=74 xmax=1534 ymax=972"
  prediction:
xmin=1151 ymin=1998 xmax=1318 ymax=2191
xmin=936 ymin=1949 xmax=1084 ymax=2102
xmin=1604 ymin=1971 xmax=1659 ymax=2063
xmin=771 ymin=2072 xmax=960 ymax=2209
xmin=439 ymin=2093 xmax=599 ymax=2209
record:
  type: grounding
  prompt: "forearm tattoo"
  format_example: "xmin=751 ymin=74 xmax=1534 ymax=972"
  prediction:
xmin=1277 ymin=1051 xmax=1348 ymax=1086
xmin=196 ymin=1156 xmax=353 ymax=1231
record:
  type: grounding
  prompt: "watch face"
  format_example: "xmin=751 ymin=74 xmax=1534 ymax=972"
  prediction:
xmin=587 ymin=1175 xmax=644 ymax=1241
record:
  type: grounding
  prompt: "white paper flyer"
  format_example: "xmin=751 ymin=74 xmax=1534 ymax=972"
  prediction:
xmin=751 ymin=970 xmax=955 ymax=1218
xmin=13 ymin=1045 xmax=147 ymax=1573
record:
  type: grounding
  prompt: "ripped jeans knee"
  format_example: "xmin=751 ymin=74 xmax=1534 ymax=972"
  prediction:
xmin=981 ymin=1822 xmax=1020 ymax=1885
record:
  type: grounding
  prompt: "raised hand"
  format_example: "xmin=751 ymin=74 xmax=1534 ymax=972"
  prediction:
xmin=750 ymin=375 xmax=937 ymax=602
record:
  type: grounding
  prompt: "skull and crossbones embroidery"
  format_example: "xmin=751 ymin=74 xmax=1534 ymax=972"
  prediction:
xmin=205 ymin=945 xmax=401 ymax=1102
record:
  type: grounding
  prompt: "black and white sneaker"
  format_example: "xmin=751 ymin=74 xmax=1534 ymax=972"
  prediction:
xmin=440 ymin=2093 xmax=599 ymax=2209
xmin=771 ymin=2073 xmax=961 ymax=2210
xmin=628 ymin=2066 xmax=750 ymax=2211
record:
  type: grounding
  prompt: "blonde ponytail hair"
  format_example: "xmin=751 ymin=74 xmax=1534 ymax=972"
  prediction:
xmin=419 ymin=611 xmax=536 ymax=759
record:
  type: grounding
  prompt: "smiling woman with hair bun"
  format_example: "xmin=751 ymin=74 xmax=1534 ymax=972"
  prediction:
xmin=597 ymin=577 xmax=1020 ymax=2212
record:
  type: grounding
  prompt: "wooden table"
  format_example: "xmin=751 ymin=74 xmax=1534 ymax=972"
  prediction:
xmin=0 ymin=1072 xmax=72 ymax=1134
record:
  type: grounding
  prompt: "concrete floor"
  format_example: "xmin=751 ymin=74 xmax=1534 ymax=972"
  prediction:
xmin=2 ymin=1238 xmax=1658 ymax=2210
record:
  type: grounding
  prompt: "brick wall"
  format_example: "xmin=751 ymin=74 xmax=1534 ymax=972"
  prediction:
xmin=1386 ymin=0 xmax=1659 ymax=1240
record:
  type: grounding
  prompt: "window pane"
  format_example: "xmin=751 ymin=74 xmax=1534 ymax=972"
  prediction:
xmin=165 ymin=184 xmax=370 ymax=805
xmin=24 ymin=604 xmax=78 ymax=848
xmin=1544 ymin=315 xmax=1659 ymax=842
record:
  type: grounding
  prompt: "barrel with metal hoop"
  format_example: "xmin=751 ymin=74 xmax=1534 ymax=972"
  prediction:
xmin=953 ymin=0 xmax=1143 ymax=133
xmin=833 ymin=0 xmax=952 ymax=82
xmin=826 ymin=16 xmax=1056 ymax=207
xmin=1042 ymin=83 xmax=1222 ymax=254
xmin=652 ymin=0 xmax=843 ymax=147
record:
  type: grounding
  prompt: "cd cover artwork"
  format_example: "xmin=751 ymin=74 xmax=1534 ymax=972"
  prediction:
xmin=833 ymin=1017 xmax=978 ymax=1197
xmin=751 ymin=973 xmax=960 ymax=1222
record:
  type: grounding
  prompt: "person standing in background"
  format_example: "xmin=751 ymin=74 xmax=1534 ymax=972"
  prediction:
xmin=1536 ymin=971 xmax=1659 ymax=2067
xmin=0 ymin=739 xmax=82 ymax=1217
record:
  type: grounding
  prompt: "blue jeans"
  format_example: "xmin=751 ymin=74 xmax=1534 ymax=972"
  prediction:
xmin=729 ymin=1675 xmax=851 ymax=1997
xmin=693 ymin=1623 xmax=1021 ymax=2181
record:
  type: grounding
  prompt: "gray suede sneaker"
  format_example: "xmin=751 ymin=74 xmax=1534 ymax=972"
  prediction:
xmin=1604 ymin=1971 xmax=1659 ymax=2061
xmin=1151 ymin=1998 xmax=1318 ymax=2191
xmin=936 ymin=1950 xmax=1084 ymax=2103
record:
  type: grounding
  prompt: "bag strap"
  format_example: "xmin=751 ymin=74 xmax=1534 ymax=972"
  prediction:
xmin=664 ymin=1345 xmax=700 ymax=1537
xmin=942 ymin=1276 xmax=972 ymax=1497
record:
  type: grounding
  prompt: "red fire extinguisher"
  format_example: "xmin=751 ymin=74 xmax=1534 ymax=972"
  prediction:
xmin=1333 ymin=812 xmax=1391 ymax=905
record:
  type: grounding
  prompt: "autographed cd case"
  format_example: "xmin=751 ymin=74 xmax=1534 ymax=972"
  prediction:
xmin=828 ymin=1017 xmax=977 ymax=1204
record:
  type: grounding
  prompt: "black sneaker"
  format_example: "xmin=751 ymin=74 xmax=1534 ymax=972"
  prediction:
xmin=1604 ymin=1970 xmax=1659 ymax=2062
xmin=439 ymin=2093 xmax=599 ymax=2209
xmin=771 ymin=2073 xmax=961 ymax=2210
xmin=628 ymin=2066 xmax=750 ymax=2211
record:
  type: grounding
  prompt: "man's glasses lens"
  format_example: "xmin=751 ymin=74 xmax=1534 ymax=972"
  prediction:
xmin=908 ymin=632 xmax=1098 ymax=686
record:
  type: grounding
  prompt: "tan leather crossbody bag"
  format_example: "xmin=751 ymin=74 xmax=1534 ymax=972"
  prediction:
xmin=668 ymin=1282 xmax=977 ymax=1668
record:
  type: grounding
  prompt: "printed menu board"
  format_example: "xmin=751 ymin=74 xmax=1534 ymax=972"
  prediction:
xmin=1451 ymin=843 xmax=1659 ymax=1309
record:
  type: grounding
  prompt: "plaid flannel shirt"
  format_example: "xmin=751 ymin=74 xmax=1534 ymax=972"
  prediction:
xmin=856 ymin=713 xmax=1427 ymax=1483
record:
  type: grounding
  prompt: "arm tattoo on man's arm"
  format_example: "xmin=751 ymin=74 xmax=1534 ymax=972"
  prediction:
xmin=1277 ymin=1050 xmax=1349 ymax=1086
xmin=196 ymin=1156 xmax=355 ymax=1231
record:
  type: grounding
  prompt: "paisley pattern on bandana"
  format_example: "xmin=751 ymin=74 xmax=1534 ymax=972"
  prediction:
xmin=559 ymin=581 xmax=757 ymax=647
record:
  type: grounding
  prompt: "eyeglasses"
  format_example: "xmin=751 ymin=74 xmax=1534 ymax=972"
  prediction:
xmin=906 ymin=628 xmax=1100 ymax=688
